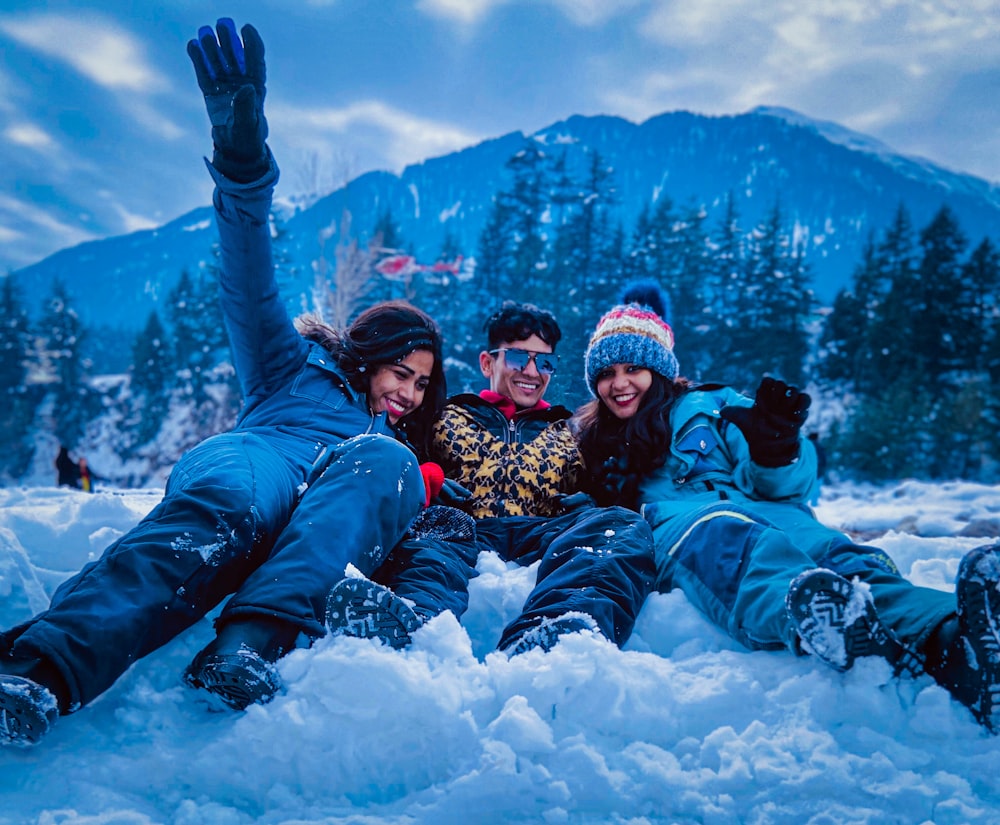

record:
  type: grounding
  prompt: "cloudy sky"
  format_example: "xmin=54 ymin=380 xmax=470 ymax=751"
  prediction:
xmin=2 ymin=0 xmax=999 ymax=274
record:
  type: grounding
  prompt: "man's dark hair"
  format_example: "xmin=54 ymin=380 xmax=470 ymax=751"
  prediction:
xmin=484 ymin=301 xmax=561 ymax=350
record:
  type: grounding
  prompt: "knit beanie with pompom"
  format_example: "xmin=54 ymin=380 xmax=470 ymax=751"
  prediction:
xmin=584 ymin=281 xmax=678 ymax=396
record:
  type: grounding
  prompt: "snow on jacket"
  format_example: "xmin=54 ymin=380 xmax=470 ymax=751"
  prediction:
xmin=429 ymin=393 xmax=583 ymax=518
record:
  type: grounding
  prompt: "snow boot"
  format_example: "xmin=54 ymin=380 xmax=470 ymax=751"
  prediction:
xmin=0 ymin=674 xmax=59 ymax=747
xmin=502 ymin=614 xmax=602 ymax=657
xmin=924 ymin=543 xmax=1000 ymax=733
xmin=184 ymin=617 xmax=299 ymax=711
xmin=786 ymin=568 xmax=906 ymax=671
xmin=406 ymin=504 xmax=476 ymax=542
xmin=326 ymin=578 xmax=423 ymax=650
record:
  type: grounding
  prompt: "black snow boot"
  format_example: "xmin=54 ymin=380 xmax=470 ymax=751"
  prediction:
xmin=326 ymin=578 xmax=423 ymax=650
xmin=0 ymin=654 xmax=66 ymax=747
xmin=501 ymin=614 xmax=602 ymax=657
xmin=786 ymin=568 xmax=906 ymax=671
xmin=184 ymin=617 xmax=300 ymax=711
xmin=924 ymin=543 xmax=1000 ymax=733
xmin=405 ymin=504 xmax=476 ymax=543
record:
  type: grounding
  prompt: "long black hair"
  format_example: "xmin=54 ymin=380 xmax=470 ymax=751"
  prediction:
xmin=296 ymin=300 xmax=447 ymax=457
xmin=573 ymin=372 xmax=689 ymax=509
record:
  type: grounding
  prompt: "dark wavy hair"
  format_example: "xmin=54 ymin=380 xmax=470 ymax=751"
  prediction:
xmin=296 ymin=300 xmax=447 ymax=457
xmin=573 ymin=372 xmax=690 ymax=509
xmin=484 ymin=301 xmax=561 ymax=349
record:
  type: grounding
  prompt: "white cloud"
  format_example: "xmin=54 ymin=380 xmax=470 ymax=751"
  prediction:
xmin=109 ymin=202 xmax=160 ymax=234
xmin=600 ymin=0 xmax=1000 ymax=129
xmin=544 ymin=0 xmax=642 ymax=27
xmin=4 ymin=122 xmax=55 ymax=151
xmin=0 ymin=193 xmax=98 ymax=246
xmin=272 ymin=100 xmax=484 ymax=173
xmin=416 ymin=0 xmax=510 ymax=26
xmin=0 ymin=13 xmax=168 ymax=92
xmin=417 ymin=0 xmax=637 ymax=27
xmin=0 ymin=224 xmax=24 ymax=244
xmin=124 ymin=100 xmax=186 ymax=142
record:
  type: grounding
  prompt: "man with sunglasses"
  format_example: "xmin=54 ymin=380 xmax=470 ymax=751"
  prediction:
xmin=326 ymin=301 xmax=656 ymax=654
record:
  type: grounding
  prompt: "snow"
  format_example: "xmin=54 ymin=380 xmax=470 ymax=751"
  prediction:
xmin=2 ymin=480 xmax=1000 ymax=824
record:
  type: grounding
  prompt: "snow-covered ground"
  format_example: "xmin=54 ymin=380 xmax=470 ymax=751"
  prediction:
xmin=1 ymin=479 xmax=999 ymax=824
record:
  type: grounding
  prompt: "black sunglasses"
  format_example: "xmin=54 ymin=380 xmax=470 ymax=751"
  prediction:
xmin=490 ymin=348 xmax=559 ymax=375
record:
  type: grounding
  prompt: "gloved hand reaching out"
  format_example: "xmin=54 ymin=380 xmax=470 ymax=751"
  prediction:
xmin=720 ymin=377 xmax=811 ymax=467
xmin=187 ymin=18 xmax=269 ymax=183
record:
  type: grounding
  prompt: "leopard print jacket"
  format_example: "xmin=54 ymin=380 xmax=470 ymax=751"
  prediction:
xmin=430 ymin=395 xmax=584 ymax=519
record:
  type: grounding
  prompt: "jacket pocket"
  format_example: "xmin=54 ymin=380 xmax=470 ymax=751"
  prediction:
xmin=675 ymin=424 xmax=722 ymax=476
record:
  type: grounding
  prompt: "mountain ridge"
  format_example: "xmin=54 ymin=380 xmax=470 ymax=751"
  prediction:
xmin=11 ymin=106 xmax=1000 ymax=333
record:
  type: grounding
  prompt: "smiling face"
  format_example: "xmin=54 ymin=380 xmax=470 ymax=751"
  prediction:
xmin=595 ymin=363 xmax=654 ymax=420
xmin=479 ymin=333 xmax=554 ymax=410
xmin=368 ymin=349 xmax=435 ymax=424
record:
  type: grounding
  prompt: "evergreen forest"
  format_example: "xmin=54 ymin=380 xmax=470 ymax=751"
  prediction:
xmin=3 ymin=140 xmax=998 ymax=486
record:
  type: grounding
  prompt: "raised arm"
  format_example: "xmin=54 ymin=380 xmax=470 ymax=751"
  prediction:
xmin=187 ymin=20 xmax=306 ymax=405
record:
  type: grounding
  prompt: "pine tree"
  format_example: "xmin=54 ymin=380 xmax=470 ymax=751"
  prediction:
xmin=704 ymin=192 xmax=745 ymax=382
xmin=818 ymin=236 xmax=877 ymax=387
xmin=0 ymin=275 xmax=37 ymax=478
xmin=862 ymin=204 xmax=919 ymax=393
xmin=962 ymin=237 xmax=1000 ymax=373
xmin=915 ymin=205 xmax=968 ymax=384
xmin=168 ymin=268 xmax=230 ymax=399
xmin=498 ymin=140 xmax=551 ymax=297
xmin=128 ymin=311 xmax=172 ymax=445
xmin=39 ymin=279 xmax=89 ymax=446
xmin=726 ymin=200 xmax=811 ymax=390
xmin=667 ymin=202 xmax=713 ymax=380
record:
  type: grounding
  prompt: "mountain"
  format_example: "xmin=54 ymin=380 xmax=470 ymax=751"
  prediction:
xmin=11 ymin=107 xmax=1000 ymax=333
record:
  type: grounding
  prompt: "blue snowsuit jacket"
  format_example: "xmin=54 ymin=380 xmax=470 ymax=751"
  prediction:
xmin=638 ymin=386 xmax=954 ymax=652
xmin=0 ymin=154 xmax=425 ymax=710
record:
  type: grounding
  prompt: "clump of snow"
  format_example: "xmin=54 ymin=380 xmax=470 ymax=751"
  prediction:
xmin=1 ymin=480 xmax=999 ymax=823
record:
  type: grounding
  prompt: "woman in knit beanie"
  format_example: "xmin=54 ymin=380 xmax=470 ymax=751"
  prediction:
xmin=572 ymin=282 xmax=1000 ymax=735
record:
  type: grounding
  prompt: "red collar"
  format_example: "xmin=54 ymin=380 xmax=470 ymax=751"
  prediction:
xmin=479 ymin=390 xmax=551 ymax=420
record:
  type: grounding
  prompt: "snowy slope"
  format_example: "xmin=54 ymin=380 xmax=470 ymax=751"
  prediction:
xmin=1 ymin=480 xmax=999 ymax=824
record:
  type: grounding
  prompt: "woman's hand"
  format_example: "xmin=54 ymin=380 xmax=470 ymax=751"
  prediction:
xmin=187 ymin=18 xmax=269 ymax=182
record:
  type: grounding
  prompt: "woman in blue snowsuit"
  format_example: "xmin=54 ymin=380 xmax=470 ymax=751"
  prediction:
xmin=0 ymin=19 xmax=447 ymax=746
xmin=574 ymin=283 xmax=1000 ymax=734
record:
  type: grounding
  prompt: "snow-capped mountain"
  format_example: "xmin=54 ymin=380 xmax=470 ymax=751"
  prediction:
xmin=11 ymin=106 xmax=1000 ymax=333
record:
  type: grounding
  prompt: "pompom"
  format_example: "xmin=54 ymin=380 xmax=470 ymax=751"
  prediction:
xmin=620 ymin=280 xmax=671 ymax=322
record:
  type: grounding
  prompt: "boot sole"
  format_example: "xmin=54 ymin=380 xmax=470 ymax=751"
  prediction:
xmin=956 ymin=544 xmax=1000 ymax=732
xmin=787 ymin=569 xmax=905 ymax=671
xmin=326 ymin=579 xmax=421 ymax=650
xmin=0 ymin=675 xmax=58 ymax=746
xmin=185 ymin=652 xmax=281 ymax=711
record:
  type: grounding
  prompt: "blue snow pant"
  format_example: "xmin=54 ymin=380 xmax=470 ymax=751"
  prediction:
xmin=373 ymin=508 xmax=480 ymax=621
xmin=490 ymin=507 xmax=657 ymax=649
xmin=644 ymin=498 xmax=955 ymax=654
xmin=0 ymin=431 xmax=423 ymax=710
xmin=374 ymin=505 xmax=656 ymax=649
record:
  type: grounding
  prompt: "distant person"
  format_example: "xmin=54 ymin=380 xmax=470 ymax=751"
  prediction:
xmin=55 ymin=446 xmax=80 ymax=489
xmin=0 ymin=18 xmax=448 ymax=747
xmin=78 ymin=457 xmax=93 ymax=493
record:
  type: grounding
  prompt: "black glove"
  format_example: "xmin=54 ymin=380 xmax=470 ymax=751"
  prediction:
xmin=720 ymin=377 xmax=811 ymax=467
xmin=187 ymin=18 xmax=269 ymax=183
xmin=433 ymin=478 xmax=474 ymax=509
xmin=556 ymin=492 xmax=596 ymax=513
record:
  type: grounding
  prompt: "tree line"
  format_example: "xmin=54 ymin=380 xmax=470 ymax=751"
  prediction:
xmin=2 ymin=139 xmax=997 ymax=484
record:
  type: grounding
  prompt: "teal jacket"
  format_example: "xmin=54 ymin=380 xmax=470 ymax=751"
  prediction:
xmin=639 ymin=386 xmax=818 ymax=528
